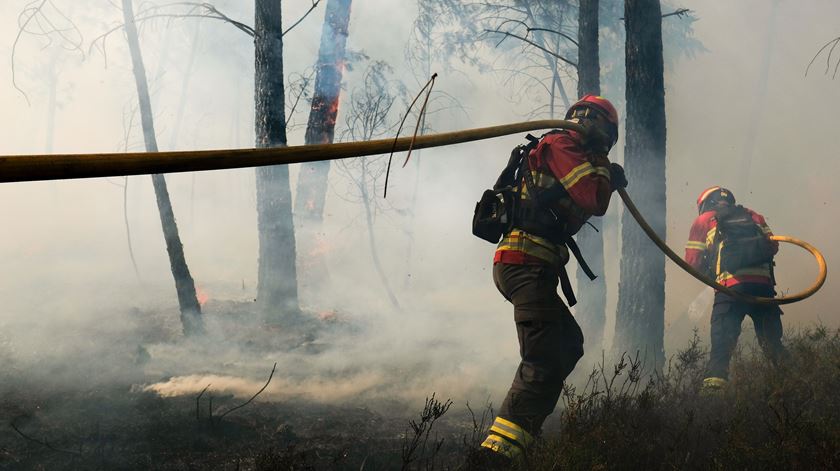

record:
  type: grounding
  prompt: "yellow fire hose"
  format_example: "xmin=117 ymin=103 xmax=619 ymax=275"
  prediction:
xmin=0 ymin=119 xmax=826 ymax=304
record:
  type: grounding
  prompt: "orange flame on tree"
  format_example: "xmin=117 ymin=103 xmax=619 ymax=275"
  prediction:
xmin=196 ymin=286 xmax=209 ymax=307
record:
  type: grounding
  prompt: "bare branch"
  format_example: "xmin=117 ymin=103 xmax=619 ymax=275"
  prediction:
xmin=483 ymin=29 xmax=577 ymax=68
xmin=216 ymin=363 xmax=276 ymax=422
xmin=283 ymin=0 xmax=322 ymax=36
xmin=12 ymin=0 xmax=83 ymax=104
xmin=90 ymin=2 xmax=254 ymax=61
xmin=10 ymin=419 xmax=82 ymax=457
xmin=806 ymin=36 xmax=840 ymax=79
xmin=526 ymin=27 xmax=578 ymax=47
xmin=621 ymin=8 xmax=693 ymax=21
xmin=196 ymin=383 xmax=211 ymax=420
xmin=662 ymin=8 xmax=692 ymax=19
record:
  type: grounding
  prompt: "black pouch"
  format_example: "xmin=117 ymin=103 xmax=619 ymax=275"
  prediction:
xmin=472 ymin=188 xmax=514 ymax=243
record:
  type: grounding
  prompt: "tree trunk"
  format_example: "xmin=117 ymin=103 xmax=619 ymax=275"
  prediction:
xmin=122 ymin=0 xmax=203 ymax=336
xmin=294 ymin=0 xmax=353 ymax=221
xmin=574 ymin=0 xmax=608 ymax=357
xmin=255 ymin=0 xmax=299 ymax=320
xmin=737 ymin=0 xmax=778 ymax=194
xmin=294 ymin=0 xmax=352 ymax=303
xmin=614 ymin=0 xmax=666 ymax=369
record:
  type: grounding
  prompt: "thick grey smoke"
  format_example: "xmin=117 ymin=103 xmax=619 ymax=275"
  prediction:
xmin=0 ymin=0 xmax=838 ymax=409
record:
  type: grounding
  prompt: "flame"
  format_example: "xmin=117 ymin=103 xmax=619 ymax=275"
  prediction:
xmin=323 ymin=96 xmax=340 ymax=128
xmin=196 ymin=286 xmax=209 ymax=307
xmin=317 ymin=310 xmax=338 ymax=322
xmin=305 ymin=199 xmax=316 ymax=211
xmin=308 ymin=235 xmax=332 ymax=258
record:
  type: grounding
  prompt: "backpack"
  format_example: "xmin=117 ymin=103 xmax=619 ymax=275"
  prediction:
xmin=471 ymin=133 xmax=548 ymax=244
xmin=710 ymin=205 xmax=775 ymax=275
xmin=471 ymin=132 xmax=597 ymax=306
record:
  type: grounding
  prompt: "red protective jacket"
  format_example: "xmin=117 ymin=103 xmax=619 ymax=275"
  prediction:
xmin=494 ymin=131 xmax=612 ymax=269
xmin=684 ymin=207 xmax=778 ymax=287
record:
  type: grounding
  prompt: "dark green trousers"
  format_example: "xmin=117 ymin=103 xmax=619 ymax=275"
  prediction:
xmin=492 ymin=262 xmax=584 ymax=435
xmin=707 ymin=283 xmax=789 ymax=379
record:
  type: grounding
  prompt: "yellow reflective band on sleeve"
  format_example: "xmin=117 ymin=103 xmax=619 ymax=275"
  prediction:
xmin=493 ymin=417 xmax=534 ymax=447
xmin=480 ymin=434 xmax=522 ymax=459
xmin=685 ymin=241 xmax=706 ymax=251
xmin=559 ymin=162 xmax=596 ymax=190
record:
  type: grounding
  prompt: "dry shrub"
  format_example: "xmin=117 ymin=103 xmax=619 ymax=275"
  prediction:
xmin=519 ymin=327 xmax=840 ymax=471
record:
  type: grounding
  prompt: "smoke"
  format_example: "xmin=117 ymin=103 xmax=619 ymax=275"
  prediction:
xmin=0 ymin=0 xmax=839 ymax=413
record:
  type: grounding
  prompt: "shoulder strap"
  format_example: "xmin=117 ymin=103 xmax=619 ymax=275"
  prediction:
xmin=519 ymin=140 xmax=598 ymax=308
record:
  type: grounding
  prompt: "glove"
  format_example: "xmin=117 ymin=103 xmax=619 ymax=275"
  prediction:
xmin=609 ymin=162 xmax=628 ymax=190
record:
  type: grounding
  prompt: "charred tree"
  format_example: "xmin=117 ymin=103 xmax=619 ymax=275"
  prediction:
xmin=574 ymin=0 xmax=608 ymax=356
xmin=255 ymin=0 xmax=299 ymax=320
xmin=614 ymin=0 xmax=666 ymax=369
xmin=293 ymin=0 xmax=352 ymax=302
xmin=121 ymin=0 xmax=203 ymax=335
xmin=294 ymin=0 xmax=352 ymax=221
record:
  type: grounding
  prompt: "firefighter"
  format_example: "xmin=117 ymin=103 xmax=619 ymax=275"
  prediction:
xmin=478 ymin=95 xmax=626 ymax=464
xmin=684 ymin=187 xmax=790 ymax=392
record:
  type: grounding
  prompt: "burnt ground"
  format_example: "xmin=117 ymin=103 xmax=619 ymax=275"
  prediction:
xmin=2 ymin=300 xmax=840 ymax=470
xmin=0 ymin=385 xmax=482 ymax=470
xmin=0 ymin=300 xmax=494 ymax=470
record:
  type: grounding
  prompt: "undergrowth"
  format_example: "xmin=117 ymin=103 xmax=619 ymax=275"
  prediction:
xmin=2 ymin=327 xmax=840 ymax=470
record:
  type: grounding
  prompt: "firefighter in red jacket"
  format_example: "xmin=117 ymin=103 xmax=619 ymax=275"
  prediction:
xmin=479 ymin=95 xmax=626 ymax=462
xmin=684 ymin=187 xmax=789 ymax=391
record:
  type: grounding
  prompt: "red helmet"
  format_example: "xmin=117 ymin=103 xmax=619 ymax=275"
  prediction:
xmin=697 ymin=186 xmax=735 ymax=213
xmin=566 ymin=95 xmax=619 ymax=125
xmin=565 ymin=95 xmax=619 ymax=149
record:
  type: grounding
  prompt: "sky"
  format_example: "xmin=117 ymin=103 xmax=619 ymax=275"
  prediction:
xmin=0 ymin=0 xmax=838 ymax=406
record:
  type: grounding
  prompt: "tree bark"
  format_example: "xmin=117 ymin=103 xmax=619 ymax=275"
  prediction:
xmin=294 ymin=0 xmax=352 ymax=221
xmin=294 ymin=0 xmax=352 ymax=303
xmin=737 ymin=0 xmax=778 ymax=194
xmin=255 ymin=0 xmax=299 ymax=319
xmin=122 ymin=0 xmax=203 ymax=336
xmin=614 ymin=0 xmax=666 ymax=369
xmin=574 ymin=0 xmax=608 ymax=356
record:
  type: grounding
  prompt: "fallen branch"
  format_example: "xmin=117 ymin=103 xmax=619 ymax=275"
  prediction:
xmin=10 ymin=419 xmax=81 ymax=457
xmin=216 ymin=363 xmax=277 ymax=422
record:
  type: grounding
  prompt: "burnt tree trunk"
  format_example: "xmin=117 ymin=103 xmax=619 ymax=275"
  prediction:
xmin=294 ymin=0 xmax=352 ymax=220
xmin=614 ymin=0 xmax=666 ymax=369
xmin=574 ymin=0 xmax=607 ymax=356
xmin=294 ymin=0 xmax=352 ymax=302
xmin=255 ymin=0 xmax=299 ymax=319
xmin=122 ymin=0 xmax=203 ymax=335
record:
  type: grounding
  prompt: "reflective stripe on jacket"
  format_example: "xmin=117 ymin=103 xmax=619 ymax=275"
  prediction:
xmin=684 ymin=207 xmax=778 ymax=287
xmin=494 ymin=131 xmax=612 ymax=268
